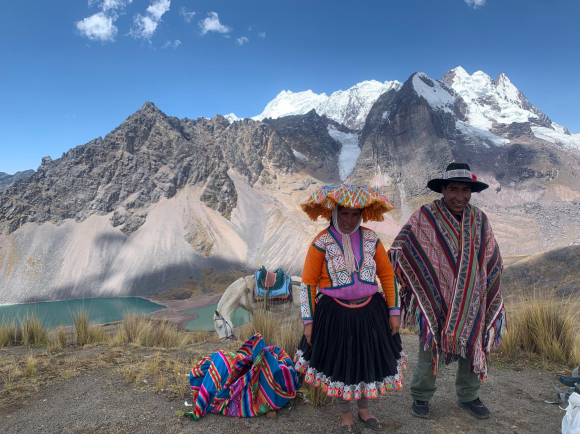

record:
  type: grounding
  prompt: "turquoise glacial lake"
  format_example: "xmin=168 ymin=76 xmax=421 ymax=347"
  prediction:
xmin=0 ymin=298 xmax=165 ymax=329
xmin=184 ymin=303 xmax=252 ymax=331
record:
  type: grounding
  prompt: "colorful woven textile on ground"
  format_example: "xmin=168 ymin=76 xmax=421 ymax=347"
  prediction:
xmin=294 ymin=351 xmax=407 ymax=400
xmin=301 ymin=184 xmax=395 ymax=222
xmin=185 ymin=333 xmax=300 ymax=421
xmin=389 ymin=199 xmax=506 ymax=380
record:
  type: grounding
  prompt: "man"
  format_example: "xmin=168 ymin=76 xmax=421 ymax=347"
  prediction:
xmin=389 ymin=162 xmax=506 ymax=420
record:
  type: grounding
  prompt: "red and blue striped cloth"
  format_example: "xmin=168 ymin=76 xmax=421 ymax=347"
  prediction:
xmin=389 ymin=199 xmax=506 ymax=381
xmin=185 ymin=333 xmax=300 ymax=421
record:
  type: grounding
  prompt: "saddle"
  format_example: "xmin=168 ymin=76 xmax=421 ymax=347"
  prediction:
xmin=254 ymin=266 xmax=292 ymax=304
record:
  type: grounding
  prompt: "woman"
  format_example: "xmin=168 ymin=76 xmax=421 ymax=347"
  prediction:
xmin=295 ymin=185 xmax=406 ymax=433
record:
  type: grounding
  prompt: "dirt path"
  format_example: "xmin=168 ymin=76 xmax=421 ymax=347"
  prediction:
xmin=0 ymin=334 xmax=565 ymax=434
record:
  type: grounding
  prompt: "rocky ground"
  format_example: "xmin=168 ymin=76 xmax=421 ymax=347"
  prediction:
xmin=0 ymin=334 xmax=566 ymax=434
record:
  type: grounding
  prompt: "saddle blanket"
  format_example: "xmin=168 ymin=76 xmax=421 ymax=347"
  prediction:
xmin=254 ymin=268 xmax=291 ymax=300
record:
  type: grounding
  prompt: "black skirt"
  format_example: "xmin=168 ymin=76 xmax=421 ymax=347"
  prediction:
xmin=294 ymin=293 xmax=406 ymax=400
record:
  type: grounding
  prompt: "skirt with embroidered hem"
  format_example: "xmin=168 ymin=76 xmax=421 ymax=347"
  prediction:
xmin=294 ymin=293 xmax=407 ymax=400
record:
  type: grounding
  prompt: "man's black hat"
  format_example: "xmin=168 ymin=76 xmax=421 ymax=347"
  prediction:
xmin=427 ymin=162 xmax=489 ymax=193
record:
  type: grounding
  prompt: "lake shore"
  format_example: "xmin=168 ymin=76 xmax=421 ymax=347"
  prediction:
xmin=143 ymin=294 xmax=223 ymax=329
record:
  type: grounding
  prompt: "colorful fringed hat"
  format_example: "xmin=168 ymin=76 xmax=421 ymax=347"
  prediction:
xmin=301 ymin=184 xmax=395 ymax=222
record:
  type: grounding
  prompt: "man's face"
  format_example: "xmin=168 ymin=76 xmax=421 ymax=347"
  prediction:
xmin=336 ymin=207 xmax=361 ymax=233
xmin=442 ymin=182 xmax=472 ymax=213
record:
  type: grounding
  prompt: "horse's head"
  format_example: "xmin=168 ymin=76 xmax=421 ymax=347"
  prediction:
xmin=214 ymin=310 xmax=235 ymax=341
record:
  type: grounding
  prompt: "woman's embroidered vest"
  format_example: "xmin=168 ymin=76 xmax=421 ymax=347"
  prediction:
xmin=313 ymin=228 xmax=379 ymax=288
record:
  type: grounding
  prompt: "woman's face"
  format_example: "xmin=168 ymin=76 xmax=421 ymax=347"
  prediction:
xmin=337 ymin=207 xmax=361 ymax=233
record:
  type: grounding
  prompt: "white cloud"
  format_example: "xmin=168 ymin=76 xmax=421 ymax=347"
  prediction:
xmin=162 ymin=39 xmax=181 ymax=49
xmin=199 ymin=12 xmax=231 ymax=35
xmin=258 ymin=32 xmax=266 ymax=38
xmin=88 ymin=0 xmax=133 ymax=12
xmin=78 ymin=0 xmax=133 ymax=42
xmin=180 ymin=7 xmax=196 ymax=22
xmin=236 ymin=36 xmax=249 ymax=46
xmin=130 ymin=0 xmax=171 ymax=40
xmin=146 ymin=0 xmax=170 ymax=20
xmin=465 ymin=0 xmax=486 ymax=8
xmin=248 ymin=25 xmax=256 ymax=31
xmin=76 ymin=12 xmax=117 ymax=42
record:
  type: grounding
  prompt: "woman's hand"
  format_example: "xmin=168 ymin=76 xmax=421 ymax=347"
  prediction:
xmin=389 ymin=316 xmax=400 ymax=335
xmin=304 ymin=323 xmax=313 ymax=346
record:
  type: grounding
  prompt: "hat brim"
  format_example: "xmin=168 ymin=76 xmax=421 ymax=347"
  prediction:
xmin=301 ymin=184 xmax=395 ymax=222
xmin=427 ymin=178 xmax=489 ymax=194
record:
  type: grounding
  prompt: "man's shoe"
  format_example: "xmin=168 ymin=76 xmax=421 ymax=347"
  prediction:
xmin=457 ymin=398 xmax=490 ymax=419
xmin=411 ymin=400 xmax=430 ymax=419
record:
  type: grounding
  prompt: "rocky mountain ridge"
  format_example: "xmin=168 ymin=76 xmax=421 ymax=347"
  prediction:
xmin=1 ymin=67 xmax=579 ymax=303
xmin=0 ymin=170 xmax=34 ymax=192
xmin=0 ymin=103 xmax=302 ymax=236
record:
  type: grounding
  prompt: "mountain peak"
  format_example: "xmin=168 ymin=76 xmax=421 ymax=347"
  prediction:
xmin=138 ymin=101 xmax=166 ymax=117
xmin=411 ymin=72 xmax=455 ymax=114
xmin=450 ymin=66 xmax=469 ymax=78
xmin=142 ymin=101 xmax=157 ymax=110
xmin=254 ymin=79 xmax=400 ymax=130
xmin=224 ymin=113 xmax=239 ymax=123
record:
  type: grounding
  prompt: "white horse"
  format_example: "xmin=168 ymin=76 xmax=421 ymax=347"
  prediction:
xmin=213 ymin=274 xmax=302 ymax=340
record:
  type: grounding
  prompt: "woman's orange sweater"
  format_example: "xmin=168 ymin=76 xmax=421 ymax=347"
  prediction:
xmin=301 ymin=228 xmax=399 ymax=320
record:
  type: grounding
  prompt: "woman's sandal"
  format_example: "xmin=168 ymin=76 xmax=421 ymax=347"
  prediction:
xmin=357 ymin=414 xmax=385 ymax=431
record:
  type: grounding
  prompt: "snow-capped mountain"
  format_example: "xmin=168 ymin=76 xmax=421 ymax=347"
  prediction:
xmin=255 ymin=67 xmax=579 ymax=151
xmin=253 ymin=80 xmax=401 ymax=130
xmin=224 ymin=113 xmax=239 ymax=123
xmin=440 ymin=67 xmax=579 ymax=150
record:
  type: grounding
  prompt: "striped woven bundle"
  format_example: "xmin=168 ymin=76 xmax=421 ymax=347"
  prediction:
xmin=185 ymin=333 xmax=300 ymax=421
xmin=389 ymin=199 xmax=506 ymax=381
xmin=301 ymin=184 xmax=395 ymax=222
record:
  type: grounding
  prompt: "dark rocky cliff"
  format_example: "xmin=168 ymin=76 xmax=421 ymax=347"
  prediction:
xmin=0 ymin=103 xmax=299 ymax=235
xmin=0 ymin=170 xmax=34 ymax=192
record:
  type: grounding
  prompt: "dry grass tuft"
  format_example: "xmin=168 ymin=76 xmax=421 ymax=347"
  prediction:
xmin=72 ymin=309 xmax=90 ymax=346
xmin=241 ymin=308 xmax=303 ymax=360
xmin=24 ymin=355 xmax=37 ymax=377
xmin=171 ymin=359 xmax=189 ymax=400
xmin=88 ymin=327 xmax=111 ymax=345
xmin=499 ymin=292 xmax=579 ymax=365
xmin=57 ymin=326 xmax=68 ymax=348
xmin=300 ymin=382 xmax=328 ymax=408
xmin=71 ymin=309 xmax=111 ymax=346
xmin=114 ymin=315 xmax=207 ymax=349
xmin=238 ymin=308 xmax=329 ymax=407
xmin=20 ymin=315 xmax=49 ymax=347
xmin=0 ymin=314 xmax=49 ymax=348
xmin=0 ymin=320 xmax=21 ymax=347
xmin=4 ymin=361 xmax=23 ymax=390
xmin=116 ymin=350 xmax=195 ymax=402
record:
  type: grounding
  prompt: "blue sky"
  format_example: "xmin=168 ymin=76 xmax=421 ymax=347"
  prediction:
xmin=1 ymin=0 xmax=579 ymax=174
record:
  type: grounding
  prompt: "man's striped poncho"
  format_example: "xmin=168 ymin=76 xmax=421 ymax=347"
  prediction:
xmin=389 ymin=199 xmax=506 ymax=380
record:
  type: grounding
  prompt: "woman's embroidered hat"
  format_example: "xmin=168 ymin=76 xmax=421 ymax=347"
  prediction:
xmin=301 ymin=184 xmax=395 ymax=222
xmin=427 ymin=162 xmax=489 ymax=193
